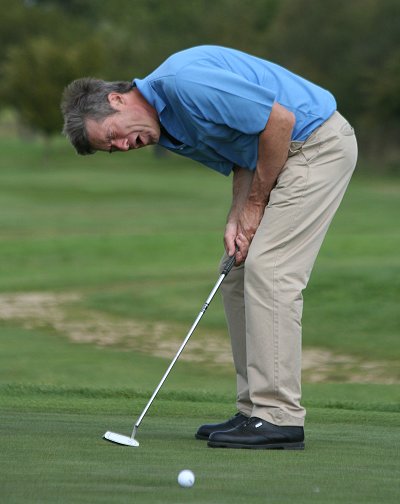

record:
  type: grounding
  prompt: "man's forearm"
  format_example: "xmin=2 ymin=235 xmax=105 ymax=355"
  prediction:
xmin=248 ymin=102 xmax=295 ymax=208
xmin=227 ymin=166 xmax=254 ymax=221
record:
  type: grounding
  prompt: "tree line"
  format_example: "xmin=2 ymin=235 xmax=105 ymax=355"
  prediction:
xmin=0 ymin=0 xmax=399 ymax=164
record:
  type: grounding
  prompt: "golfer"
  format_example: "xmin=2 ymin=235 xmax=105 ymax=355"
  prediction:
xmin=61 ymin=45 xmax=357 ymax=450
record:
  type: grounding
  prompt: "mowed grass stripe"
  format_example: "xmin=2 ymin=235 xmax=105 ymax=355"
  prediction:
xmin=1 ymin=383 xmax=400 ymax=414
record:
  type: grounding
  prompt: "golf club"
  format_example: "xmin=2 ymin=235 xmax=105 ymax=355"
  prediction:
xmin=103 ymin=251 xmax=237 ymax=447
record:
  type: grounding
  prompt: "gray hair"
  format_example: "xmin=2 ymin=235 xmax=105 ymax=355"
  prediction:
xmin=61 ymin=78 xmax=132 ymax=155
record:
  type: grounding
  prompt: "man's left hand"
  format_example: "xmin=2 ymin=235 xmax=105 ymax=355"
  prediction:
xmin=235 ymin=202 xmax=265 ymax=263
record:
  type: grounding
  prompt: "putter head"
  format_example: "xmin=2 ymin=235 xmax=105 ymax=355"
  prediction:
xmin=103 ymin=431 xmax=140 ymax=447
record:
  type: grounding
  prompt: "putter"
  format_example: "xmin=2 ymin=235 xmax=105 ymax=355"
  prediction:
xmin=103 ymin=251 xmax=237 ymax=447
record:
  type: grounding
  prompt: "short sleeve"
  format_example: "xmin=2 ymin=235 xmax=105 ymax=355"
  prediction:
xmin=174 ymin=65 xmax=276 ymax=135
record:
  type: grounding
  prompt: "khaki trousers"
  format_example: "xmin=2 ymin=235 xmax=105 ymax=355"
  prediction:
xmin=220 ymin=112 xmax=358 ymax=426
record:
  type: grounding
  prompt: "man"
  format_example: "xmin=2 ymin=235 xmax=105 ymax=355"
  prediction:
xmin=61 ymin=45 xmax=357 ymax=450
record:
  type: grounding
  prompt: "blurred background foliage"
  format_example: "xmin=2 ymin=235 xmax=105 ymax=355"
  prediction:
xmin=0 ymin=0 xmax=399 ymax=168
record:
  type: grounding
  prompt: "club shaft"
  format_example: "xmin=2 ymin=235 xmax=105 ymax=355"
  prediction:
xmin=131 ymin=272 xmax=227 ymax=438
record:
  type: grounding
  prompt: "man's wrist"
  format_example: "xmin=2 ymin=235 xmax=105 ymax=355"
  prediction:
xmin=247 ymin=188 xmax=270 ymax=208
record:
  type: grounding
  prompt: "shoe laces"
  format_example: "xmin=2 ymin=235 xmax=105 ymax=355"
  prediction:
xmin=244 ymin=417 xmax=263 ymax=427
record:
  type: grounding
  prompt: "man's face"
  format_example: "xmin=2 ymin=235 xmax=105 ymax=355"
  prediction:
xmin=86 ymin=91 xmax=161 ymax=153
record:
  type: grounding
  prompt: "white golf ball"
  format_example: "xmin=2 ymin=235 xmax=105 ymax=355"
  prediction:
xmin=177 ymin=469 xmax=195 ymax=488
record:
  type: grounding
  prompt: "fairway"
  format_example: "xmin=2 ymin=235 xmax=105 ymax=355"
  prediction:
xmin=0 ymin=138 xmax=399 ymax=503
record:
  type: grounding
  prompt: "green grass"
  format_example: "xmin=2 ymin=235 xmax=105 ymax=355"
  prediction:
xmin=0 ymin=138 xmax=399 ymax=503
xmin=0 ymin=324 xmax=235 ymax=393
xmin=2 ymin=388 xmax=400 ymax=504
xmin=0 ymin=138 xmax=399 ymax=360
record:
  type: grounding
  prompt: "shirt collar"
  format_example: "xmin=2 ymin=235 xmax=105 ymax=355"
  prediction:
xmin=131 ymin=78 xmax=166 ymax=115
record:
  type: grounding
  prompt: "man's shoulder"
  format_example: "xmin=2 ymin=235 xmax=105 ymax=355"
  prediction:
xmin=143 ymin=47 xmax=221 ymax=94
xmin=149 ymin=46 xmax=234 ymax=79
xmin=166 ymin=45 xmax=226 ymax=64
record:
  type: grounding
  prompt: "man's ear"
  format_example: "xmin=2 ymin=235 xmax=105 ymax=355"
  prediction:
xmin=108 ymin=92 xmax=125 ymax=110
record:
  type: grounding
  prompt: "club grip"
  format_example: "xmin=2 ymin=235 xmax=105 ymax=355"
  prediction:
xmin=221 ymin=252 xmax=237 ymax=276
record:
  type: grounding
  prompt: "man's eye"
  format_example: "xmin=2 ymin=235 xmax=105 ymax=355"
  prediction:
xmin=108 ymin=139 xmax=115 ymax=153
xmin=107 ymin=133 xmax=115 ymax=153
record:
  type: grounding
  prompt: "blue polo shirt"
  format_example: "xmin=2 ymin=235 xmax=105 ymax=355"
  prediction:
xmin=133 ymin=46 xmax=336 ymax=176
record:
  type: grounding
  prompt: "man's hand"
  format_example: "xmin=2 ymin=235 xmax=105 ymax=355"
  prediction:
xmin=224 ymin=202 xmax=264 ymax=265
xmin=224 ymin=221 xmax=238 ymax=258
xmin=224 ymin=220 xmax=250 ymax=264
xmin=236 ymin=202 xmax=264 ymax=260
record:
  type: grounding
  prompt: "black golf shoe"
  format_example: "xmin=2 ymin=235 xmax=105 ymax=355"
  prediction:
xmin=195 ymin=412 xmax=249 ymax=440
xmin=207 ymin=417 xmax=305 ymax=450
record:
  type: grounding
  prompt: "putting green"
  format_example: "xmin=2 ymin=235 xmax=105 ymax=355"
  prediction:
xmin=1 ymin=387 xmax=399 ymax=504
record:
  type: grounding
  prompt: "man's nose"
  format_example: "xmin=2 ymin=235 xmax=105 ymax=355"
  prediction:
xmin=114 ymin=138 xmax=129 ymax=151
